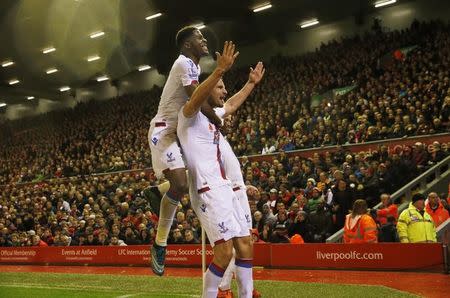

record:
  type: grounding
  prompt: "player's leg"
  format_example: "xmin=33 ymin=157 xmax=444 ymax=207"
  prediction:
xmin=229 ymin=191 xmax=254 ymax=298
xmin=142 ymin=181 xmax=170 ymax=216
xmin=151 ymin=168 xmax=188 ymax=276
xmin=232 ymin=236 xmax=254 ymax=298
xmin=148 ymin=130 xmax=188 ymax=276
xmin=217 ymin=249 xmax=236 ymax=298
xmin=204 ymin=240 xmax=233 ymax=298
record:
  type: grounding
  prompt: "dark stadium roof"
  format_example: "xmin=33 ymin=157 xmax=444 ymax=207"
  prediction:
xmin=0 ymin=0 xmax=405 ymax=104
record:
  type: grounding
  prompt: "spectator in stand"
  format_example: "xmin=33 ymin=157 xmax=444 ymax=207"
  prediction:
xmin=250 ymin=229 xmax=265 ymax=243
xmin=309 ymin=199 xmax=334 ymax=243
xmin=287 ymin=211 xmax=313 ymax=243
xmin=425 ymin=192 xmax=449 ymax=227
xmin=183 ymin=229 xmax=199 ymax=244
xmin=378 ymin=216 xmax=399 ymax=243
xmin=307 ymin=187 xmax=323 ymax=213
xmin=31 ymin=235 xmax=48 ymax=247
xmin=397 ymin=193 xmax=437 ymax=243
xmin=343 ymin=199 xmax=378 ymax=244
xmin=330 ymin=180 xmax=353 ymax=232
xmin=375 ymin=194 xmax=398 ymax=226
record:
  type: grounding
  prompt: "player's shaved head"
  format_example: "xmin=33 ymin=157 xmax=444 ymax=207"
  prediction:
xmin=176 ymin=26 xmax=198 ymax=49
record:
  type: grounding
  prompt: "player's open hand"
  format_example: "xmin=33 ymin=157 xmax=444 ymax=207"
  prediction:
xmin=215 ymin=41 xmax=239 ymax=73
xmin=248 ymin=61 xmax=265 ymax=85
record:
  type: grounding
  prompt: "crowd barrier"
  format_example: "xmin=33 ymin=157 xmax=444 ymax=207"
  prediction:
xmin=1 ymin=243 xmax=446 ymax=273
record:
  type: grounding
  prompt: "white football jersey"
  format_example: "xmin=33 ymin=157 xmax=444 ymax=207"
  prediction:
xmin=214 ymin=108 xmax=245 ymax=188
xmin=177 ymin=109 xmax=231 ymax=191
xmin=151 ymin=55 xmax=201 ymax=132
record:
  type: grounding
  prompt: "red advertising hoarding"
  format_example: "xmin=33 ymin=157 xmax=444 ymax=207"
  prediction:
xmin=0 ymin=243 xmax=444 ymax=271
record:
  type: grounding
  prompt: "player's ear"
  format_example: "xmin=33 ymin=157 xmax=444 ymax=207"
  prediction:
xmin=184 ymin=40 xmax=191 ymax=49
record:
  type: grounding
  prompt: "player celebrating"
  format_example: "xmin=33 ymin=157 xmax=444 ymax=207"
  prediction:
xmin=148 ymin=26 xmax=220 ymax=276
xmin=213 ymin=65 xmax=264 ymax=298
xmin=178 ymin=41 xmax=264 ymax=298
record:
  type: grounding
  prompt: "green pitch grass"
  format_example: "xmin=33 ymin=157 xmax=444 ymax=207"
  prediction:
xmin=0 ymin=272 xmax=416 ymax=298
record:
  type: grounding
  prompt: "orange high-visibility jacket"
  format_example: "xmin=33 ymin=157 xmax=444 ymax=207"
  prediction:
xmin=425 ymin=201 xmax=450 ymax=227
xmin=343 ymin=214 xmax=378 ymax=243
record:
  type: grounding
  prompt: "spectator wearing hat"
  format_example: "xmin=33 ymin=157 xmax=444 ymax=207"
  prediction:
xmin=343 ymin=199 xmax=378 ymax=244
xmin=397 ymin=193 xmax=437 ymax=243
xmin=425 ymin=192 xmax=449 ymax=227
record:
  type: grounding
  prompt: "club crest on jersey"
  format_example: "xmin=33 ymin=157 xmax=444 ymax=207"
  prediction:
xmin=200 ymin=204 xmax=207 ymax=212
xmin=245 ymin=214 xmax=251 ymax=223
xmin=151 ymin=137 xmax=158 ymax=145
xmin=218 ymin=222 xmax=229 ymax=234
xmin=166 ymin=152 xmax=175 ymax=162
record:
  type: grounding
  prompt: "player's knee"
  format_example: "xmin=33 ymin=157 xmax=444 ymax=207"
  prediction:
xmin=171 ymin=181 xmax=189 ymax=198
xmin=235 ymin=236 xmax=253 ymax=259
xmin=215 ymin=250 xmax=233 ymax=268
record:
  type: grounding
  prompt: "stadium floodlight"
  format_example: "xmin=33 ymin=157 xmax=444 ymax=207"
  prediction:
xmin=253 ymin=3 xmax=272 ymax=13
xmin=90 ymin=31 xmax=105 ymax=39
xmin=0 ymin=103 xmax=6 ymax=107
xmin=96 ymin=75 xmax=109 ymax=82
xmin=46 ymin=68 xmax=58 ymax=74
xmin=27 ymin=96 xmax=35 ymax=100
xmin=60 ymin=86 xmax=70 ymax=92
xmin=193 ymin=23 xmax=205 ymax=30
xmin=87 ymin=55 xmax=100 ymax=62
xmin=8 ymin=79 xmax=19 ymax=85
xmin=300 ymin=19 xmax=319 ymax=28
xmin=2 ymin=60 xmax=14 ymax=67
xmin=145 ymin=12 xmax=162 ymax=21
xmin=138 ymin=65 xmax=151 ymax=72
xmin=42 ymin=47 xmax=56 ymax=54
xmin=375 ymin=0 xmax=397 ymax=8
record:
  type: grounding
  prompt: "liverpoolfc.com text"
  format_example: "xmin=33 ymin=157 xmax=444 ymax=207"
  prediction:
xmin=316 ymin=251 xmax=383 ymax=261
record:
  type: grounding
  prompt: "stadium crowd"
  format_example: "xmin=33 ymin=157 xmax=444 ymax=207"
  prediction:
xmin=1 ymin=143 xmax=449 ymax=247
xmin=1 ymin=20 xmax=450 ymax=247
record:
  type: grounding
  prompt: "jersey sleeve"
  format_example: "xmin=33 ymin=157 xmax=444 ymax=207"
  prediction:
xmin=174 ymin=57 xmax=200 ymax=87
xmin=214 ymin=107 xmax=226 ymax=120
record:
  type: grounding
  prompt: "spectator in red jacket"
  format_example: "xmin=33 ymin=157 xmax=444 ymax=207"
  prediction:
xmin=376 ymin=194 xmax=398 ymax=226
xmin=425 ymin=192 xmax=449 ymax=227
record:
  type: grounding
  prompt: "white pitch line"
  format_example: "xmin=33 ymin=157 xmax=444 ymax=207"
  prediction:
xmin=115 ymin=294 xmax=141 ymax=298
xmin=0 ymin=283 xmax=112 ymax=291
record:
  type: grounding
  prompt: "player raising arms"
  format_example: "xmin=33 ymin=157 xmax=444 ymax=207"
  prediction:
xmin=213 ymin=63 xmax=264 ymax=298
xmin=148 ymin=26 xmax=221 ymax=276
xmin=178 ymin=41 xmax=264 ymax=298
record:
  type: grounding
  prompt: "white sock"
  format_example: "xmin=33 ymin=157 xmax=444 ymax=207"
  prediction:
xmin=235 ymin=259 xmax=253 ymax=298
xmin=219 ymin=255 xmax=235 ymax=290
xmin=203 ymin=263 xmax=225 ymax=298
xmin=155 ymin=193 xmax=178 ymax=246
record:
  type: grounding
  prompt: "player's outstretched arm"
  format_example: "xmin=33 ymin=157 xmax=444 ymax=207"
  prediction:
xmin=183 ymin=41 xmax=239 ymax=118
xmin=223 ymin=61 xmax=265 ymax=117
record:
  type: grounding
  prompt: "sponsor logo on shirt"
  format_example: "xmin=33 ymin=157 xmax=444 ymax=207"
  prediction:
xmin=151 ymin=137 xmax=158 ymax=145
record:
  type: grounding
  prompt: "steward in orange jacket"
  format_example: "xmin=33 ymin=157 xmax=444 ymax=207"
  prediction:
xmin=425 ymin=192 xmax=449 ymax=227
xmin=344 ymin=199 xmax=378 ymax=243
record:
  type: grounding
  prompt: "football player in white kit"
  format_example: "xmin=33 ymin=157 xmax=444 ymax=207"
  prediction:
xmin=148 ymin=26 xmax=221 ymax=276
xmin=178 ymin=41 xmax=264 ymax=298
xmin=214 ymin=82 xmax=263 ymax=298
